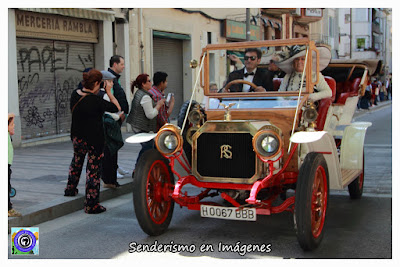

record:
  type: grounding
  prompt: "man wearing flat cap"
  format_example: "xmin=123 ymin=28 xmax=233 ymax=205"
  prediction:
xmin=99 ymin=55 xmax=130 ymax=187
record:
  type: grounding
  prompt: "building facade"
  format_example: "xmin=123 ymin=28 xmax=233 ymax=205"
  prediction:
xmin=126 ymin=8 xmax=261 ymax=120
xmin=8 ymin=8 xmax=130 ymax=147
xmin=336 ymin=8 xmax=392 ymax=75
xmin=8 ymin=8 xmax=391 ymax=147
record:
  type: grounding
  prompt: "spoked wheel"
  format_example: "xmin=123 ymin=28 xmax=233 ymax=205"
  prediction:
xmin=133 ymin=149 xmax=175 ymax=236
xmin=348 ymin=151 xmax=365 ymax=199
xmin=294 ymin=152 xmax=329 ymax=251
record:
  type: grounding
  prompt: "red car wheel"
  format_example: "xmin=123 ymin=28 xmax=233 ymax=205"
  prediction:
xmin=294 ymin=152 xmax=329 ymax=251
xmin=133 ymin=149 xmax=175 ymax=236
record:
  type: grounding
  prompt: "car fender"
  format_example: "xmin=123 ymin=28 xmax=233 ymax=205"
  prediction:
xmin=290 ymin=131 xmax=342 ymax=190
xmin=340 ymin=122 xmax=371 ymax=170
xmin=125 ymin=133 xmax=157 ymax=144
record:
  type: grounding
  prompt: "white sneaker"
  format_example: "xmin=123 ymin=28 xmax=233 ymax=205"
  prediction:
xmin=117 ymin=167 xmax=129 ymax=175
xmin=117 ymin=172 xmax=124 ymax=179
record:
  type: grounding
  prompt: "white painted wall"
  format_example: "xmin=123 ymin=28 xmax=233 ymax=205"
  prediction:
xmin=116 ymin=22 xmax=131 ymax=100
xmin=128 ymin=8 xmax=225 ymax=104
xmin=8 ymin=9 xmax=22 ymax=146
xmin=95 ymin=20 xmax=113 ymax=71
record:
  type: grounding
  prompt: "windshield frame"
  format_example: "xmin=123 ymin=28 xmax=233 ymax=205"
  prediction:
xmin=205 ymin=95 xmax=307 ymax=110
xmin=200 ymin=38 xmax=320 ymax=98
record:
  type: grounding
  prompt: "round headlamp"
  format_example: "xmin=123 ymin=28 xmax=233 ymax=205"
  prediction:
xmin=164 ymin=134 xmax=178 ymax=150
xmin=303 ymin=106 xmax=318 ymax=123
xmin=252 ymin=130 xmax=282 ymax=159
xmin=155 ymin=124 xmax=183 ymax=155
xmin=188 ymin=109 xmax=203 ymax=125
xmin=261 ymin=135 xmax=279 ymax=153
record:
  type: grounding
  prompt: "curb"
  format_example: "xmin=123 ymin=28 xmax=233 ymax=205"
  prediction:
xmin=8 ymin=179 xmax=133 ymax=234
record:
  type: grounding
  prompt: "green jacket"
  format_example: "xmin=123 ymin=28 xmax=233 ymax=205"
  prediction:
xmin=8 ymin=133 xmax=13 ymax=165
xmin=103 ymin=114 xmax=124 ymax=156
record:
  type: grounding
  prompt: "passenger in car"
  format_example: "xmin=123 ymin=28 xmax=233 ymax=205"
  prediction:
xmin=277 ymin=46 xmax=332 ymax=102
xmin=220 ymin=48 xmax=274 ymax=93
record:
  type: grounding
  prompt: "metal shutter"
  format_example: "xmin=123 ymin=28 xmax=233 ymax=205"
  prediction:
xmin=16 ymin=38 xmax=94 ymax=140
xmin=53 ymin=41 xmax=94 ymax=135
xmin=17 ymin=38 xmax=57 ymax=140
xmin=152 ymin=37 xmax=183 ymax=120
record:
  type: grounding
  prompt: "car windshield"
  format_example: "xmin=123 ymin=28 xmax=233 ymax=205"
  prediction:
xmin=204 ymin=43 xmax=318 ymax=94
xmin=207 ymin=96 xmax=302 ymax=109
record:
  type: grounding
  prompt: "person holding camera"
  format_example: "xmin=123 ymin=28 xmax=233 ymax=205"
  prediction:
xmin=65 ymin=69 xmax=121 ymax=214
xmin=126 ymin=74 xmax=166 ymax=176
xmin=98 ymin=70 xmax=125 ymax=188
xmin=149 ymin=71 xmax=175 ymax=131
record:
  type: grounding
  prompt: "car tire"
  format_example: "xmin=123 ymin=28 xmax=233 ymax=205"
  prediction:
xmin=133 ymin=149 xmax=175 ymax=236
xmin=294 ymin=152 xmax=329 ymax=251
xmin=348 ymin=152 xmax=365 ymax=199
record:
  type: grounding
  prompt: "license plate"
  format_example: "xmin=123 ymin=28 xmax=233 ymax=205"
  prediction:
xmin=200 ymin=205 xmax=256 ymax=221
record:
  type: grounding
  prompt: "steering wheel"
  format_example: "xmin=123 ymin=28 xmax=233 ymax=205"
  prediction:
xmin=223 ymin=80 xmax=258 ymax=92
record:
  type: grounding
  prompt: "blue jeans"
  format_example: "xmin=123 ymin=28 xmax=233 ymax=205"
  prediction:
xmin=135 ymin=139 xmax=155 ymax=169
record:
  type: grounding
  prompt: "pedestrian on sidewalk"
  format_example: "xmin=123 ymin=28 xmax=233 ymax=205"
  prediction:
xmin=8 ymin=113 xmax=21 ymax=217
xmin=371 ymin=79 xmax=378 ymax=106
xmin=126 ymin=74 xmax=166 ymax=176
xmin=148 ymin=71 xmax=175 ymax=131
xmin=360 ymin=78 xmax=372 ymax=110
xmin=386 ymin=73 xmax=392 ymax=100
xmin=98 ymin=70 xmax=125 ymax=188
xmin=106 ymin=56 xmax=130 ymax=180
xmin=65 ymin=69 xmax=121 ymax=214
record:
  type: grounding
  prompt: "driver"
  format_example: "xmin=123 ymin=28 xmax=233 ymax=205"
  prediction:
xmin=220 ymin=48 xmax=274 ymax=93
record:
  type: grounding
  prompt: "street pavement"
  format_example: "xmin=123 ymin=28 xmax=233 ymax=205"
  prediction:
xmin=8 ymin=100 xmax=392 ymax=233
xmin=7 ymin=131 xmax=142 ymax=233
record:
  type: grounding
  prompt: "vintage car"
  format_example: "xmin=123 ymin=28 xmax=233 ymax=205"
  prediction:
xmin=127 ymin=38 xmax=374 ymax=251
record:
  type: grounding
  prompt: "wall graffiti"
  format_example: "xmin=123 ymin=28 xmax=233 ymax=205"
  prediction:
xmin=17 ymin=39 xmax=94 ymax=139
xmin=24 ymin=106 xmax=45 ymax=128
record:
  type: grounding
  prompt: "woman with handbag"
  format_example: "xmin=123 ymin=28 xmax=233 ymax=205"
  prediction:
xmin=64 ymin=69 xmax=122 ymax=214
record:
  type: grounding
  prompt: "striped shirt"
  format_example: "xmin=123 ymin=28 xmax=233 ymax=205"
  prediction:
xmin=149 ymin=86 xmax=169 ymax=130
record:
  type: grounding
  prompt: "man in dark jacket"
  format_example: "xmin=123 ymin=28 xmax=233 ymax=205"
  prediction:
xmin=102 ymin=55 xmax=130 ymax=186
xmin=108 ymin=56 xmax=129 ymax=118
xmin=221 ymin=48 xmax=274 ymax=92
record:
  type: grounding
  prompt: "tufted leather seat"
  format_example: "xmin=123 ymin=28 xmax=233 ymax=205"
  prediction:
xmin=273 ymin=78 xmax=283 ymax=91
xmin=315 ymin=76 xmax=336 ymax=131
xmin=335 ymin=77 xmax=361 ymax=104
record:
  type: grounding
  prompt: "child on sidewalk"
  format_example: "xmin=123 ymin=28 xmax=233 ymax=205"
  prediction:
xmin=8 ymin=113 xmax=21 ymax=217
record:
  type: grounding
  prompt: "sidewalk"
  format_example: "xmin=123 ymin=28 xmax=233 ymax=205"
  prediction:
xmin=8 ymin=132 xmax=141 ymax=233
xmin=353 ymin=99 xmax=392 ymax=119
xmin=8 ymin=101 xmax=391 ymax=232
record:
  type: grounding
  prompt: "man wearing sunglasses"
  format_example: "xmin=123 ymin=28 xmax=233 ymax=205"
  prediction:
xmin=221 ymin=48 xmax=274 ymax=93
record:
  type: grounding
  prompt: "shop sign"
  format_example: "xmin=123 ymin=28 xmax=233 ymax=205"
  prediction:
xmin=305 ymin=8 xmax=323 ymax=17
xmin=224 ymin=20 xmax=260 ymax=41
xmin=15 ymin=10 xmax=98 ymax=43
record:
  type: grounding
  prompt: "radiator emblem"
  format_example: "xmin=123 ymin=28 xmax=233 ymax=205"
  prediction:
xmin=220 ymin=145 xmax=233 ymax=159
